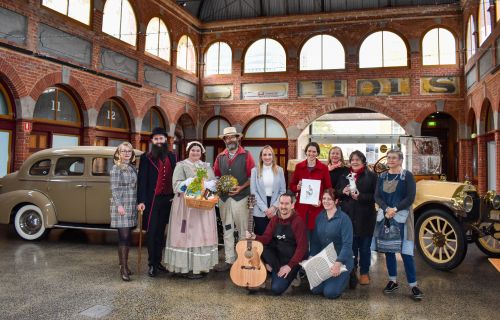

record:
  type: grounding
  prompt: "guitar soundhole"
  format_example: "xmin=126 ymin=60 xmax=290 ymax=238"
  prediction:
xmin=244 ymin=250 xmax=253 ymax=259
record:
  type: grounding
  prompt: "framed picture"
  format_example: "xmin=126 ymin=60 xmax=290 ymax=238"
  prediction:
xmin=299 ymin=179 xmax=321 ymax=205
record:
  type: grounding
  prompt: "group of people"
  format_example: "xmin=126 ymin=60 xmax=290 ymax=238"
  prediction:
xmin=109 ymin=126 xmax=424 ymax=300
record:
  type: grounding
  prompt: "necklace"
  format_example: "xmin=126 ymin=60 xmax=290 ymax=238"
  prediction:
xmin=385 ymin=170 xmax=401 ymax=185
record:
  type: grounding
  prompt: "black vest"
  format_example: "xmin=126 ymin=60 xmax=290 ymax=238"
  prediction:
xmin=217 ymin=151 xmax=250 ymax=201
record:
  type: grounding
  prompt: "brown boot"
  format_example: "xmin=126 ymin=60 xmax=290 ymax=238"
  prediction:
xmin=359 ymin=274 xmax=370 ymax=285
xmin=119 ymin=246 xmax=130 ymax=281
xmin=124 ymin=247 xmax=132 ymax=276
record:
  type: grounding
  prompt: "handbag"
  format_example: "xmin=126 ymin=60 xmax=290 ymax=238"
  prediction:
xmin=376 ymin=218 xmax=402 ymax=253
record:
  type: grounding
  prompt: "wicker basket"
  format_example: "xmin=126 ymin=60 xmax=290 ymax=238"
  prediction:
xmin=185 ymin=194 xmax=219 ymax=210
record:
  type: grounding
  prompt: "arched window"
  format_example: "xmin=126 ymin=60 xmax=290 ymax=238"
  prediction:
xmin=300 ymin=35 xmax=345 ymax=70
xmin=486 ymin=105 xmax=494 ymax=133
xmin=205 ymin=42 xmax=232 ymax=75
xmin=422 ymin=28 xmax=456 ymax=65
xmin=0 ymin=83 xmax=14 ymax=177
xmin=478 ymin=0 xmax=492 ymax=46
xmin=33 ymin=87 xmax=80 ymax=125
xmin=359 ymin=31 xmax=407 ymax=68
xmin=244 ymin=38 xmax=286 ymax=73
xmin=466 ymin=15 xmax=477 ymax=61
xmin=42 ymin=0 xmax=91 ymax=25
xmin=204 ymin=117 xmax=231 ymax=139
xmin=497 ymin=0 xmax=500 ymax=22
xmin=145 ymin=18 xmax=170 ymax=61
xmin=141 ymin=107 xmax=165 ymax=133
xmin=102 ymin=0 xmax=137 ymax=46
xmin=97 ymin=100 xmax=129 ymax=131
xmin=0 ymin=84 xmax=12 ymax=119
xmin=245 ymin=117 xmax=287 ymax=139
xmin=177 ymin=35 xmax=196 ymax=73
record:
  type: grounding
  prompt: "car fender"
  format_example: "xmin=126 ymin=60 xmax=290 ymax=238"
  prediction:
xmin=0 ymin=190 xmax=57 ymax=227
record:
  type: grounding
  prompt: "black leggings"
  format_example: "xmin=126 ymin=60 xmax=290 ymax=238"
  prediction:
xmin=117 ymin=227 xmax=133 ymax=246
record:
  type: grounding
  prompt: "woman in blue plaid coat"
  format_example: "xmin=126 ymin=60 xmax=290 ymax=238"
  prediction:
xmin=110 ymin=142 xmax=138 ymax=281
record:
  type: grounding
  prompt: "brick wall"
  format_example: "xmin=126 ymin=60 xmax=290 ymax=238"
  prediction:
xmin=0 ymin=0 xmax=498 ymax=191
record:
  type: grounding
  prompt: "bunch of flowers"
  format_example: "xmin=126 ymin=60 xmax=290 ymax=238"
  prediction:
xmin=216 ymin=175 xmax=238 ymax=195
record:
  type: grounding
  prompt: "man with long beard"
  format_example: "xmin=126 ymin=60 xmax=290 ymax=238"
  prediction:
xmin=213 ymin=127 xmax=255 ymax=272
xmin=137 ymin=127 xmax=177 ymax=277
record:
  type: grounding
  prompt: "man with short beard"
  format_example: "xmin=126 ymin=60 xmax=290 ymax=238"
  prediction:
xmin=137 ymin=127 xmax=177 ymax=277
xmin=213 ymin=127 xmax=255 ymax=272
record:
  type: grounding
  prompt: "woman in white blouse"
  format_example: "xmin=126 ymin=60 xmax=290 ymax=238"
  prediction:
xmin=250 ymin=145 xmax=286 ymax=235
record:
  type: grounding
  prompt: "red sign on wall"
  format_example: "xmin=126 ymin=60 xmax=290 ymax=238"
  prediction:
xmin=24 ymin=122 xmax=32 ymax=131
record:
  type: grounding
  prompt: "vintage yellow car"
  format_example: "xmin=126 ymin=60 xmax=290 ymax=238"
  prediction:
xmin=288 ymin=136 xmax=500 ymax=271
xmin=0 ymin=146 xmax=143 ymax=240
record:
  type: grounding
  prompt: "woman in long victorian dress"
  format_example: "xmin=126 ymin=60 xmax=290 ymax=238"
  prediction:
xmin=164 ymin=141 xmax=218 ymax=279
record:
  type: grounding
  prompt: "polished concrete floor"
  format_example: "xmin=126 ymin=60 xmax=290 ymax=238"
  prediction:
xmin=0 ymin=225 xmax=498 ymax=320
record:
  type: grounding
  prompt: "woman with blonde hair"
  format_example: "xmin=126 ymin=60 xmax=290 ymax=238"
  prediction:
xmin=250 ymin=145 xmax=286 ymax=235
xmin=110 ymin=142 xmax=138 ymax=281
xmin=328 ymin=146 xmax=348 ymax=190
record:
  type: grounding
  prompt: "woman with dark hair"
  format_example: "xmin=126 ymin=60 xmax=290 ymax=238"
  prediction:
xmin=310 ymin=188 xmax=353 ymax=299
xmin=250 ymin=145 xmax=286 ymax=235
xmin=290 ymin=142 xmax=332 ymax=231
xmin=373 ymin=149 xmax=424 ymax=300
xmin=164 ymin=141 xmax=218 ymax=279
xmin=337 ymin=150 xmax=377 ymax=287
xmin=110 ymin=142 xmax=138 ymax=281
xmin=328 ymin=146 xmax=349 ymax=190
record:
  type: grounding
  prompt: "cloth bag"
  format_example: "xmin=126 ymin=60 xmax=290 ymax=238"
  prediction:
xmin=376 ymin=218 xmax=402 ymax=253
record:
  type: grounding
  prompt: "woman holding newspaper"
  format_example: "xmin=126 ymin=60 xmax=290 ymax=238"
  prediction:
xmin=308 ymin=188 xmax=353 ymax=299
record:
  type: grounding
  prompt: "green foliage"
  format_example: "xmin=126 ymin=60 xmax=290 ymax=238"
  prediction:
xmin=186 ymin=166 xmax=208 ymax=196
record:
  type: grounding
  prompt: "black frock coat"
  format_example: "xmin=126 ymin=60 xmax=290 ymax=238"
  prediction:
xmin=137 ymin=151 xmax=177 ymax=229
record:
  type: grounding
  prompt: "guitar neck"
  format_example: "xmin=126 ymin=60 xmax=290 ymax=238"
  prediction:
xmin=247 ymin=195 xmax=255 ymax=249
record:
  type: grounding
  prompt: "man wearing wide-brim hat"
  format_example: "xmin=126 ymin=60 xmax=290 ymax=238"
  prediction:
xmin=213 ymin=127 xmax=255 ymax=271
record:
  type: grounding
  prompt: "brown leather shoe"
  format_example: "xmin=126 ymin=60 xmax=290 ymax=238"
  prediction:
xmin=359 ymin=274 xmax=370 ymax=285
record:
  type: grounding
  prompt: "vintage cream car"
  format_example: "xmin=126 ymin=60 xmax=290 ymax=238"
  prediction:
xmin=288 ymin=136 xmax=500 ymax=271
xmin=0 ymin=146 xmax=143 ymax=240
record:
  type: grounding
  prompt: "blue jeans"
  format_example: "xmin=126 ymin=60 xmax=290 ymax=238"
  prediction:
xmin=311 ymin=271 xmax=350 ymax=299
xmin=270 ymin=270 xmax=293 ymax=295
xmin=385 ymin=222 xmax=417 ymax=286
xmin=352 ymin=235 xmax=371 ymax=274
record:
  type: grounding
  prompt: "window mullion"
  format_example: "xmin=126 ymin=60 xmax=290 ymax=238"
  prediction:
xmin=381 ymin=31 xmax=384 ymax=67
xmin=264 ymin=39 xmax=267 ymax=72
xmin=437 ymin=28 xmax=441 ymax=65
xmin=157 ymin=20 xmax=161 ymax=57
xmin=54 ymin=89 xmax=59 ymax=121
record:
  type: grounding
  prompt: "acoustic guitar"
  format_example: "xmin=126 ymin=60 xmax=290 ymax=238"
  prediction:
xmin=230 ymin=194 xmax=267 ymax=288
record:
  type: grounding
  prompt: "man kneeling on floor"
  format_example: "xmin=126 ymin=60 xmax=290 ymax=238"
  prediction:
xmin=246 ymin=192 xmax=308 ymax=295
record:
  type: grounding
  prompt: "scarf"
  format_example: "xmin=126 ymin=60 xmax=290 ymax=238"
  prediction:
xmin=349 ymin=165 xmax=365 ymax=182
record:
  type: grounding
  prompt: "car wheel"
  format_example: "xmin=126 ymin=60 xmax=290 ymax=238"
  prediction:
xmin=416 ymin=209 xmax=467 ymax=271
xmin=475 ymin=222 xmax=500 ymax=258
xmin=14 ymin=205 xmax=48 ymax=241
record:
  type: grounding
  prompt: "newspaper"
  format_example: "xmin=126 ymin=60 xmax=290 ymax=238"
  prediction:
xmin=300 ymin=243 xmax=348 ymax=289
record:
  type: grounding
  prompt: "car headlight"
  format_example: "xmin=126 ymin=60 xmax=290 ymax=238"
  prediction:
xmin=452 ymin=193 xmax=474 ymax=213
xmin=463 ymin=195 xmax=473 ymax=213
xmin=485 ymin=191 xmax=500 ymax=210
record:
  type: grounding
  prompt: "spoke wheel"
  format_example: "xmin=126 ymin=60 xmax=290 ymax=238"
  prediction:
xmin=475 ymin=222 xmax=500 ymax=258
xmin=416 ymin=209 xmax=467 ymax=270
xmin=374 ymin=156 xmax=388 ymax=175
